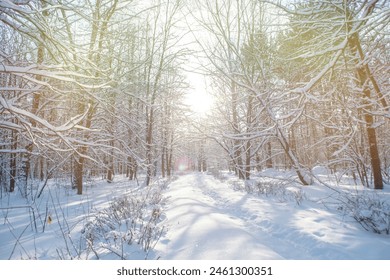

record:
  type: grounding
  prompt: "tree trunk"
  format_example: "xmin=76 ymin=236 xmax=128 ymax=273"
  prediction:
xmin=348 ymin=33 xmax=383 ymax=189
xmin=145 ymin=108 xmax=154 ymax=186
xmin=202 ymin=157 xmax=207 ymax=172
xmin=74 ymin=157 xmax=84 ymax=195
xmin=167 ymin=151 xmax=172 ymax=177
xmin=161 ymin=146 xmax=166 ymax=178
xmin=266 ymin=141 xmax=273 ymax=169
xmin=107 ymin=165 xmax=114 ymax=183
xmin=106 ymin=135 xmax=115 ymax=182
xmin=245 ymin=141 xmax=251 ymax=180
xmin=231 ymin=80 xmax=245 ymax=179
xmin=244 ymin=94 xmax=253 ymax=180
xmin=198 ymin=156 xmax=202 ymax=172
xmin=9 ymin=130 xmax=17 ymax=193
xmin=277 ymin=128 xmax=311 ymax=185
xmin=362 ymin=99 xmax=383 ymax=189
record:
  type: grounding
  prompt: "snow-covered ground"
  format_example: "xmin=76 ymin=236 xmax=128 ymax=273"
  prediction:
xmin=155 ymin=172 xmax=390 ymax=259
xmin=1 ymin=171 xmax=389 ymax=260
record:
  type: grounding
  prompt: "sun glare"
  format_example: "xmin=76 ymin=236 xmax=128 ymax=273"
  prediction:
xmin=186 ymin=90 xmax=214 ymax=115
xmin=185 ymin=73 xmax=214 ymax=116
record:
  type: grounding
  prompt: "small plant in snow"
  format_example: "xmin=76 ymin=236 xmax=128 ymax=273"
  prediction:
xmin=231 ymin=178 xmax=305 ymax=205
xmin=337 ymin=192 xmax=390 ymax=234
xmin=81 ymin=185 xmax=166 ymax=259
xmin=209 ymin=168 xmax=228 ymax=181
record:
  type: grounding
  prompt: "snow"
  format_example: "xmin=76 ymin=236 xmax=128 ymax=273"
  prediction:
xmin=155 ymin=173 xmax=390 ymax=260
xmin=0 ymin=96 xmax=89 ymax=133
xmin=154 ymin=174 xmax=282 ymax=259
xmin=1 ymin=172 xmax=390 ymax=260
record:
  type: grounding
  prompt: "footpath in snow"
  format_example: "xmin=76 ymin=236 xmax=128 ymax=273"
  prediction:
xmin=155 ymin=173 xmax=282 ymax=259
xmin=155 ymin=173 xmax=390 ymax=260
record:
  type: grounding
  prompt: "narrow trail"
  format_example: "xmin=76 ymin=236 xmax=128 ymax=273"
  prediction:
xmin=154 ymin=173 xmax=283 ymax=259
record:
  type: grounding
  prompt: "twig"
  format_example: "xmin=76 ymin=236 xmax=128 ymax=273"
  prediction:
xmin=8 ymin=222 xmax=31 ymax=260
xmin=145 ymin=225 xmax=165 ymax=260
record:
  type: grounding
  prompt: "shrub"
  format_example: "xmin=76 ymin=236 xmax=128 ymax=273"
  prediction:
xmin=337 ymin=192 xmax=390 ymax=234
xmin=81 ymin=185 xmax=166 ymax=259
xmin=232 ymin=178 xmax=305 ymax=205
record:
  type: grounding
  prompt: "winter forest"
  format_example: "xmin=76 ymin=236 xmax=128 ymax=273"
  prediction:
xmin=1 ymin=0 xmax=390 ymax=260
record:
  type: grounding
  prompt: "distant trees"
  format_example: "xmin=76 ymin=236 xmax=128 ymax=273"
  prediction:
xmin=141 ymin=0 xmax=188 ymax=186
xmin=192 ymin=0 xmax=312 ymax=184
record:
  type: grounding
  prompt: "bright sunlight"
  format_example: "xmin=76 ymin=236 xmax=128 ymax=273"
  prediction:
xmin=185 ymin=72 xmax=214 ymax=115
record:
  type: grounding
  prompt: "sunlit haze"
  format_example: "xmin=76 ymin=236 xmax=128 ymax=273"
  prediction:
xmin=185 ymin=73 xmax=214 ymax=115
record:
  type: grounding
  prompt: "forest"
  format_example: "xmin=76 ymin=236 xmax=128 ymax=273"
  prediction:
xmin=1 ymin=0 xmax=388 ymax=196
xmin=0 ymin=0 xmax=390 ymax=260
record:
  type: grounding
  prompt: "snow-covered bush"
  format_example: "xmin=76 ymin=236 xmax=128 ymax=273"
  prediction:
xmin=232 ymin=178 xmax=305 ymax=205
xmin=337 ymin=192 xmax=390 ymax=234
xmin=81 ymin=185 xmax=166 ymax=259
xmin=209 ymin=168 xmax=228 ymax=181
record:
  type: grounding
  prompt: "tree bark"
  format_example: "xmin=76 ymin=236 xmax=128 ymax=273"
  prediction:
xmin=74 ymin=157 xmax=84 ymax=195
xmin=348 ymin=33 xmax=383 ymax=189
xmin=266 ymin=141 xmax=273 ymax=169
xmin=9 ymin=130 xmax=17 ymax=193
